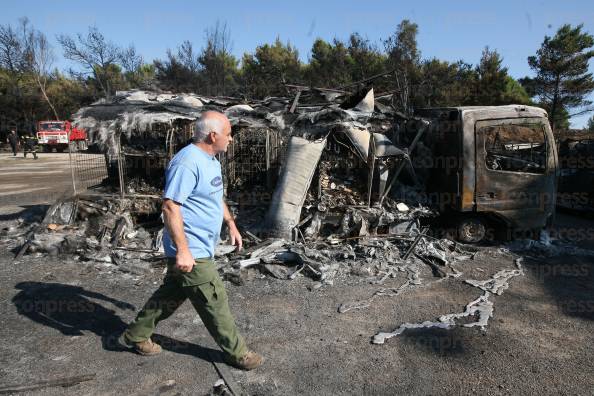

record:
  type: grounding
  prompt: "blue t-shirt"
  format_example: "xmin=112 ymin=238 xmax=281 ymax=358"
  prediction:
xmin=162 ymin=144 xmax=224 ymax=259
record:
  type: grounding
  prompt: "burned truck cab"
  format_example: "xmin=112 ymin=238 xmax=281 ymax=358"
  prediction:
xmin=413 ymin=105 xmax=558 ymax=242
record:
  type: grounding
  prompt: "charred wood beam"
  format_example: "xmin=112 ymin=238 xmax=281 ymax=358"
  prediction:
xmin=207 ymin=350 xmax=243 ymax=396
xmin=284 ymin=84 xmax=351 ymax=94
xmin=289 ymin=90 xmax=301 ymax=114
xmin=367 ymin=133 xmax=376 ymax=207
xmin=244 ymin=230 xmax=262 ymax=243
xmin=402 ymin=227 xmax=429 ymax=261
xmin=338 ymin=68 xmax=398 ymax=90
xmin=111 ymin=217 xmax=127 ymax=247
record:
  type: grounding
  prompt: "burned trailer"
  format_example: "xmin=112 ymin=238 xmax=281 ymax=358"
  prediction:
xmin=402 ymin=105 xmax=558 ymax=242
xmin=72 ymin=91 xmax=204 ymax=195
xmin=71 ymin=91 xmax=289 ymax=198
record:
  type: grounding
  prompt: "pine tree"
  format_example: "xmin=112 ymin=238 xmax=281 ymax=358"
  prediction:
xmin=587 ymin=115 xmax=594 ymax=132
xmin=384 ymin=20 xmax=421 ymax=114
xmin=240 ymin=38 xmax=302 ymax=98
xmin=520 ymin=24 xmax=594 ymax=131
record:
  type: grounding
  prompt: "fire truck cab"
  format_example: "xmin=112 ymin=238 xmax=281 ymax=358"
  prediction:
xmin=36 ymin=120 xmax=88 ymax=152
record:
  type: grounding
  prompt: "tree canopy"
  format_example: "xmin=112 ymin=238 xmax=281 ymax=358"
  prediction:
xmin=520 ymin=24 xmax=594 ymax=130
xmin=1 ymin=18 xmax=592 ymax=137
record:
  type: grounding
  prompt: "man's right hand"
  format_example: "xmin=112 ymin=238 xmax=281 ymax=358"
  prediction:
xmin=175 ymin=249 xmax=195 ymax=272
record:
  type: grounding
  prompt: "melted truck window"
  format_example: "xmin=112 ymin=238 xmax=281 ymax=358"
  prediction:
xmin=483 ymin=124 xmax=547 ymax=174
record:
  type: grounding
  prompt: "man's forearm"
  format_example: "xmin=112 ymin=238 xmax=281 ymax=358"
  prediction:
xmin=163 ymin=200 xmax=190 ymax=254
xmin=223 ymin=201 xmax=236 ymax=227
xmin=223 ymin=201 xmax=243 ymax=250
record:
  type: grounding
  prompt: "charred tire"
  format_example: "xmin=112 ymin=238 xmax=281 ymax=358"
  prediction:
xmin=456 ymin=217 xmax=486 ymax=243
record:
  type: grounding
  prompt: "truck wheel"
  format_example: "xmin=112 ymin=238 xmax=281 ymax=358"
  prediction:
xmin=42 ymin=146 xmax=51 ymax=153
xmin=456 ymin=217 xmax=486 ymax=243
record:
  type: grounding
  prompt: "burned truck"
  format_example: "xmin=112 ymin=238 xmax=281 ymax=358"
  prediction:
xmin=404 ymin=105 xmax=558 ymax=242
xmin=265 ymin=99 xmax=558 ymax=243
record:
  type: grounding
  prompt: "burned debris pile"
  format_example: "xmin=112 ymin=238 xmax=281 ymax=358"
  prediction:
xmin=5 ymin=195 xmax=164 ymax=276
xmin=8 ymin=88 xmax=467 ymax=287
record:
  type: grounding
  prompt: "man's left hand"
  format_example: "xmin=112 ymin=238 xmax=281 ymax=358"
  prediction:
xmin=228 ymin=222 xmax=243 ymax=251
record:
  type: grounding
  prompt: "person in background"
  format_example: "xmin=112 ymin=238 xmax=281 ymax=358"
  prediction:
xmin=23 ymin=132 xmax=38 ymax=159
xmin=7 ymin=130 xmax=19 ymax=156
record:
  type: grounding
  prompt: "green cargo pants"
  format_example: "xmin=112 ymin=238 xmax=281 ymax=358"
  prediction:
xmin=123 ymin=258 xmax=247 ymax=360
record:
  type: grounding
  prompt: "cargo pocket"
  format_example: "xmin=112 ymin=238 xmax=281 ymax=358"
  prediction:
xmin=180 ymin=259 xmax=218 ymax=287
xmin=195 ymin=281 xmax=219 ymax=304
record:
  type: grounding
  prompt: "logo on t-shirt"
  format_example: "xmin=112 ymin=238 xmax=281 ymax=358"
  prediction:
xmin=210 ymin=176 xmax=223 ymax=187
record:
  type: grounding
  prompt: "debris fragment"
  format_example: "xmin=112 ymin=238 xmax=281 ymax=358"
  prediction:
xmin=396 ymin=202 xmax=409 ymax=212
xmin=373 ymin=293 xmax=494 ymax=344
xmin=464 ymin=258 xmax=524 ymax=295
xmin=211 ymin=379 xmax=232 ymax=396
xmin=215 ymin=244 xmax=238 ymax=257
xmin=265 ymin=136 xmax=328 ymax=238
xmin=372 ymin=256 xmax=525 ymax=344
xmin=338 ymin=278 xmax=416 ymax=313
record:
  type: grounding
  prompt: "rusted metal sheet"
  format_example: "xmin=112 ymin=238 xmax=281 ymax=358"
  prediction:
xmin=264 ymin=136 xmax=327 ymax=238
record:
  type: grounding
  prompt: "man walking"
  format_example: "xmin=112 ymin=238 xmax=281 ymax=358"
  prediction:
xmin=119 ymin=111 xmax=263 ymax=370
xmin=7 ymin=130 xmax=18 ymax=156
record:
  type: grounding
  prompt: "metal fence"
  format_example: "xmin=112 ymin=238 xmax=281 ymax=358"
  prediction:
xmin=68 ymin=148 xmax=110 ymax=194
xmin=220 ymin=127 xmax=286 ymax=199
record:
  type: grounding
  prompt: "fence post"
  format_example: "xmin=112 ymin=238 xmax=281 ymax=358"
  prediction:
xmin=266 ymin=129 xmax=272 ymax=190
xmin=117 ymin=130 xmax=125 ymax=198
xmin=367 ymin=133 xmax=376 ymax=207
xmin=67 ymin=126 xmax=77 ymax=196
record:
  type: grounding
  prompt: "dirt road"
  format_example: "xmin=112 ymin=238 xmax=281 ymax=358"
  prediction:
xmin=0 ymin=153 xmax=73 ymax=213
xmin=0 ymin=234 xmax=592 ymax=395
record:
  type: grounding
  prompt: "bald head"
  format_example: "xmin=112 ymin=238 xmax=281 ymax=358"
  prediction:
xmin=193 ymin=111 xmax=231 ymax=143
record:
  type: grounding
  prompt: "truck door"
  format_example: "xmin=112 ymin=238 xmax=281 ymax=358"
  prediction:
xmin=474 ymin=118 xmax=555 ymax=229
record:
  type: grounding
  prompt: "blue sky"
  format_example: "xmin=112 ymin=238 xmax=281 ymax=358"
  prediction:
xmin=3 ymin=0 xmax=594 ymax=127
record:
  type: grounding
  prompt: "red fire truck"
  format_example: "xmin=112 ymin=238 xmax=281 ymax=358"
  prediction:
xmin=36 ymin=120 xmax=88 ymax=152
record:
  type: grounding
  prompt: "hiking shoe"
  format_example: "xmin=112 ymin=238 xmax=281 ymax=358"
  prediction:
xmin=118 ymin=333 xmax=162 ymax=356
xmin=229 ymin=350 xmax=264 ymax=370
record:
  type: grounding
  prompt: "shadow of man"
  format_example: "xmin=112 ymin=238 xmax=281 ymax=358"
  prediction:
xmin=12 ymin=282 xmax=224 ymax=362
